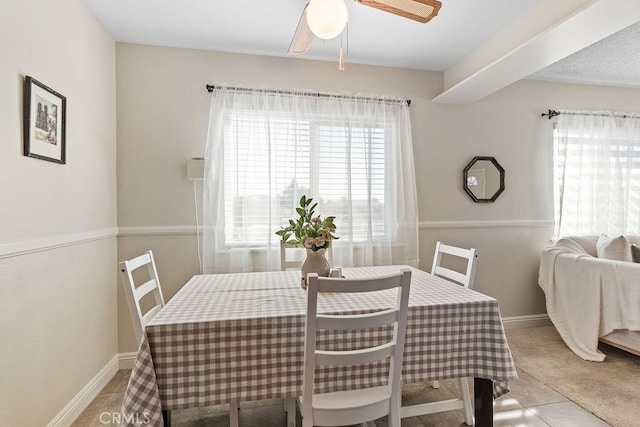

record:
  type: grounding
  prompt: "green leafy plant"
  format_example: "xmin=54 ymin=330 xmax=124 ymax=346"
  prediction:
xmin=275 ymin=196 xmax=338 ymax=251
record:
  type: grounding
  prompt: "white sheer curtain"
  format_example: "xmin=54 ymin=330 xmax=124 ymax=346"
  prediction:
xmin=202 ymin=86 xmax=418 ymax=274
xmin=554 ymin=110 xmax=640 ymax=237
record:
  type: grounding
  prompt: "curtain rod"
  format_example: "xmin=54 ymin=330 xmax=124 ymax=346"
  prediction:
xmin=541 ymin=109 xmax=634 ymax=119
xmin=206 ymin=84 xmax=411 ymax=106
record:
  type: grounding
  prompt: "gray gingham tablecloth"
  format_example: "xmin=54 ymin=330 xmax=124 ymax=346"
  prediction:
xmin=121 ymin=266 xmax=517 ymax=426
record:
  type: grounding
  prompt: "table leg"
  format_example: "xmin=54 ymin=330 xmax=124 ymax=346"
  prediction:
xmin=162 ymin=409 xmax=171 ymax=427
xmin=474 ymin=378 xmax=493 ymax=426
xmin=284 ymin=397 xmax=296 ymax=427
xmin=229 ymin=402 xmax=239 ymax=427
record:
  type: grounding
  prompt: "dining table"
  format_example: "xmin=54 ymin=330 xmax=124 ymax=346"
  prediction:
xmin=120 ymin=265 xmax=517 ymax=426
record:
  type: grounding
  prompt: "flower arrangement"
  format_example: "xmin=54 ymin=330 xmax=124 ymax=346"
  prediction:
xmin=276 ymin=196 xmax=338 ymax=251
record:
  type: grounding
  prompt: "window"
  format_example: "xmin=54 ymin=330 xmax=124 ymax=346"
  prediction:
xmin=222 ymin=110 xmax=391 ymax=246
xmin=202 ymin=87 xmax=418 ymax=273
xmin=553 ymin=112 xmax=640 ymax=237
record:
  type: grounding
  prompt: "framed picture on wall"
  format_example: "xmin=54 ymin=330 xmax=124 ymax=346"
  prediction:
xmin=23 ymin=76 xmax=66 ymax=164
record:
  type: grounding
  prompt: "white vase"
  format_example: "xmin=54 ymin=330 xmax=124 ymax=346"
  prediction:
xmin=301 ymin=248 xmax=331 ymax=280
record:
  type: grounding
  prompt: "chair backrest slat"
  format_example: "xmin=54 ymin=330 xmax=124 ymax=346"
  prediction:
xmin=431 ymin=241 xmax=478 ymax=289
xmin=317 ymin=308 xmax=398 ymax=331
xmin=432 ymin=266 xmax=468 ymax=286
xmin=317 ymin=274 xmax=399 ymax=293
xmin=133 ymin=278 xmax=160 ymax=302
xmin=316 ymin=342 xmax=395 ymax=366
xmin=125 ymin=252 xmax=152 ymax=272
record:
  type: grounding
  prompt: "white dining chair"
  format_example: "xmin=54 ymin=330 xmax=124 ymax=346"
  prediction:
xmin=287 ymin=269 xmax=412 ymax=427
xmin=431 ymin=241 xmax=478 ymax=289
xmin=280 ymin=241 xmax=305 ymax=271
xmin=412 ymin=241 xmax=477 ymax=424
xmin=119 ymin=250 xmax=166 ymax=345
xmin=280 ymin=240 xmax=334 ymax=271
xmin=119 ymin=251 xmax=241 ymax=426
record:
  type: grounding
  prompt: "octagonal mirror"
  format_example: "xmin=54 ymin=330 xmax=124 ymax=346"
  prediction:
xmin=463 ymin=156 xmax=505 ymax=203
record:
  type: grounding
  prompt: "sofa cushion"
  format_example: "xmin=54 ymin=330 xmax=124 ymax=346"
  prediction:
xmin=597 ymin=235 xmax=633 ymax=262
xmin=555 ymin=238 xmax=590 ymax=255
xmin=632 ymin=244 xmax=640 ymax=263
xmin=566 ymin=235 xmax=599 ymax=256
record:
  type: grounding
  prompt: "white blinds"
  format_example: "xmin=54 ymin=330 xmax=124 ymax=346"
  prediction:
xmin=203 ymin=87 xmax=418 ymax=273
xmin=553 ymin=111 xmax=640 ymax=237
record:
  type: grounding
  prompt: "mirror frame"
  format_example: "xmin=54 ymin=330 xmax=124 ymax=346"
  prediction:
xmin=463 ymin=156 xmax=505 ymax=203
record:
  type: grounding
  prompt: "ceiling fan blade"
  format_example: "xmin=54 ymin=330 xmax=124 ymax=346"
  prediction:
xmin=288 ymin=3 xmax=315 ymax=55
xmin=355 ymin=0 xmax=442 ymax=23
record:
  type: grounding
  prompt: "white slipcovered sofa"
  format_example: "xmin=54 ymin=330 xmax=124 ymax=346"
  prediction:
xmin=538 ymin=234 xmax=640 ymax=361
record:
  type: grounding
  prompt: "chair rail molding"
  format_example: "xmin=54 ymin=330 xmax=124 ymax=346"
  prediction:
xmin=0 ymin=227 xmax=118 ymax=259
xmin=119 ymin=220 xmax=554 ymax=238
xmin=419 ymin=219 xmax=554 ymax=230
xmin=118 ymin=226 xmax=198 ymax=236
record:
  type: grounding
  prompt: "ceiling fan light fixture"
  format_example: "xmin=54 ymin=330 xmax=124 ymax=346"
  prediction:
xmin=306 ymin=0 xmax=349 ymax=40
xmin=355 ymin=0 xmax=441 ymax=23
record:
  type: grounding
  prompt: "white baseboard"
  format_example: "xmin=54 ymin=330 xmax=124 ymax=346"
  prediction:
xmin=118 ymin=352 xmax=138 ymax=370
xmin=47 ymin=355 xmax=120 ymax=427
xmin=502 ymin=314 xmax=551 ymax=330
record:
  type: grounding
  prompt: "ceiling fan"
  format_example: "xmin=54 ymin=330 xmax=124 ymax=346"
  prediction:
xmin=288 ymin=0 xmax=442 ymax=56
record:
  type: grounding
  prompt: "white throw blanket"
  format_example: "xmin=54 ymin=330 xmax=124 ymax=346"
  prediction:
xmin=538 ymin=243 xmax=640 ymax=361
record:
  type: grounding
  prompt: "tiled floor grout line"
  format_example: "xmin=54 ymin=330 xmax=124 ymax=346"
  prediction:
xmin=512 ymin=368 xmax=612 ymax=427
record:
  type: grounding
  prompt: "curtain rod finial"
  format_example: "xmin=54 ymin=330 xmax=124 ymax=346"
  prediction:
xmin=541 ymin=109 xmax=560 ymax=119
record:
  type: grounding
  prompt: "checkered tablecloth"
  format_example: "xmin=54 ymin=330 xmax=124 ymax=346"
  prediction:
xmin=121 ymin=266 xmax=517 ymax=426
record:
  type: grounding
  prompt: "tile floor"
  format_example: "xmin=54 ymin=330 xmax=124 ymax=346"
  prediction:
xmin=72 ymin=341 xmax=611 ymax=427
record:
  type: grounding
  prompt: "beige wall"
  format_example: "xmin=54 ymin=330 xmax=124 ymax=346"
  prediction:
xmin=0 ymin=0 xmax=117 ymax=425
xmin=115 ymin=43 xmax=640 ymax=353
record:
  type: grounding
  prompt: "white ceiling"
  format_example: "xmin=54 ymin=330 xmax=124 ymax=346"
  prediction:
xmin=80 ymin=0 xmax=640 ymax=101
xmin=80 ymin=0 xmax=539 ymax=71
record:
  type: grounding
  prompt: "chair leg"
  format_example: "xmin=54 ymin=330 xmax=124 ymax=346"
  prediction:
xmin=229 ymin=401 xmax=239 ymax=427
xmin=284 ymin=397 xmax=296 ymax=427
xmin=432 ymin=380 xmax=440 ymax=389
xmin=457 ymin=378 xmax=474 ymax=426
xmin=389 ymin=393 xmax=401 ymax=427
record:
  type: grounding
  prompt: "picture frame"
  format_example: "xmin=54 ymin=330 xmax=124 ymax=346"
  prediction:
xmin=23 ymin=76 xmax=66 ymax=164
